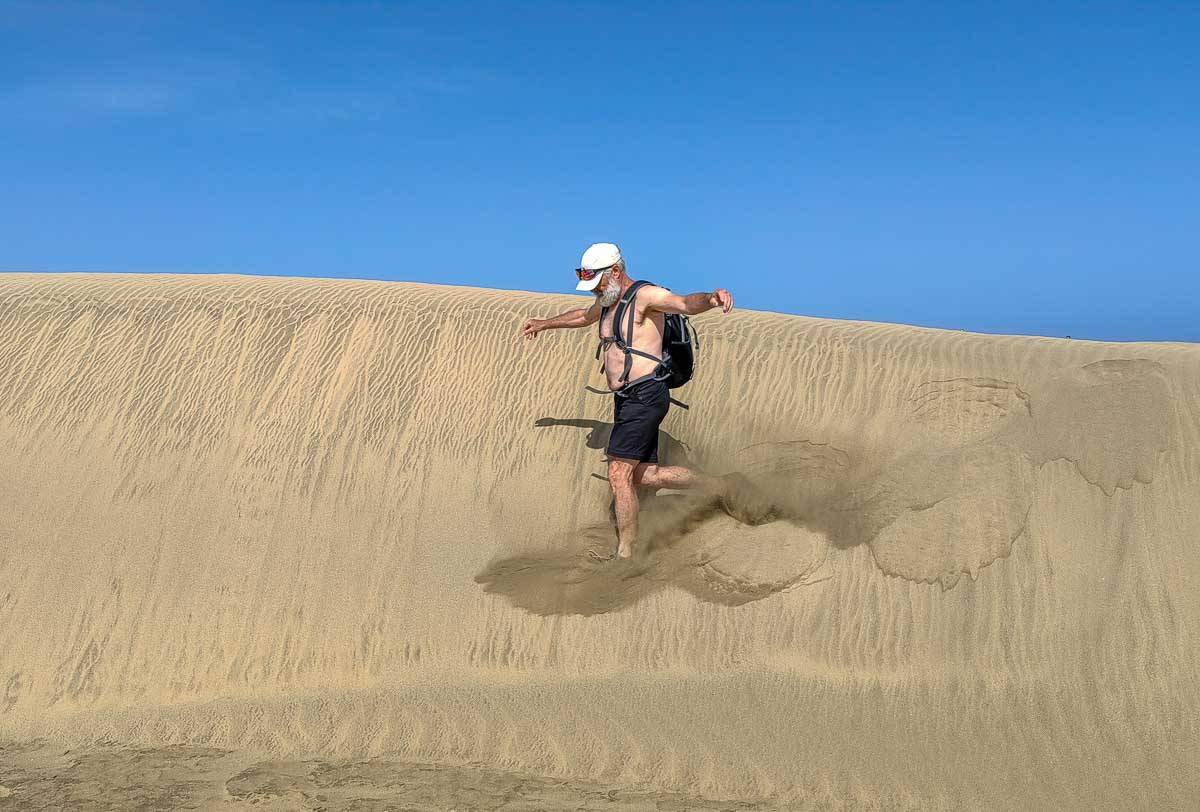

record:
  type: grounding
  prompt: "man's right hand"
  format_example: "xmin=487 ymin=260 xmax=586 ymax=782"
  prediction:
xmin=521 ymin=318 xmax=545 ymax=340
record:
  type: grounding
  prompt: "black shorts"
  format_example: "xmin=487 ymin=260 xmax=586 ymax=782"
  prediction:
xmin=606 ymin=377 xmax=670 ymax=464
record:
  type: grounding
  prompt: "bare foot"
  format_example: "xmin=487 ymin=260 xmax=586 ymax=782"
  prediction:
xmin=588 ymin=544 xmax=634 ymax=562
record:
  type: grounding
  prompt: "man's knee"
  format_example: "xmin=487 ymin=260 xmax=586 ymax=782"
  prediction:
xmin=632 ymin=463 xmax=657 ymax=487
xmin=607 ymin=459 xmax=636 ymax=490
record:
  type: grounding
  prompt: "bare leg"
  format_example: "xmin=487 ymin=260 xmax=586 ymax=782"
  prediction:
xmin=635 ymin=463 xmax=775 ymax=525
xmin=633 ymin=463 xmax=722 ymax=495
xmin=607 ymin=458 xmax=641 ymax=558
xmin=600 ymin=460 xmax=774 ymax=563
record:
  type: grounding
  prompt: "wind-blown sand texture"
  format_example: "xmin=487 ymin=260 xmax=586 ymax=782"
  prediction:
xmin=0 ymin=273 xmax=1197 ymax=809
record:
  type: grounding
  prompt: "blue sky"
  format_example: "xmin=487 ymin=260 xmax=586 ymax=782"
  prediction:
xmin=2 ymin=1 xmax=1197 ymax=341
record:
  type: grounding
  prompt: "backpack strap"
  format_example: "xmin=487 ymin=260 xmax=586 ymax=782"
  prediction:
xmin=590 ymin=281 xmax=665 ymax=390
xmin=612 ymin=281 xmax=664 ymax=385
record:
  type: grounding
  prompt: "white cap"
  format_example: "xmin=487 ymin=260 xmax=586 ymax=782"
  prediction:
xmin=576 ymin=242 xmax=621 ymax=291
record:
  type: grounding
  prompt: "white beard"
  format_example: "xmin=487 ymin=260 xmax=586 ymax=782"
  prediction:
xmin=598 ymin=279 xmax=621 ymax=308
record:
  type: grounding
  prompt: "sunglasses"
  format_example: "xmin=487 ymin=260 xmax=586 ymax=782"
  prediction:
xmin=574 ymin=263 xmax=615 ymax=281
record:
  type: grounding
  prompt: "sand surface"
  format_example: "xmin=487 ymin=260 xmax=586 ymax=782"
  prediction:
xmin=0 ymin=272 xmax=1197 ymax=809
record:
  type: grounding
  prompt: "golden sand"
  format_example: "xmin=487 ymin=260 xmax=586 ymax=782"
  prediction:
xmin=0 ymin=273 xmax=1197 ymax=809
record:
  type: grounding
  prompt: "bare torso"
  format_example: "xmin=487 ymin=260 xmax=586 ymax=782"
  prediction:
xmin=599 ymin=285 xmax=666 ymax=391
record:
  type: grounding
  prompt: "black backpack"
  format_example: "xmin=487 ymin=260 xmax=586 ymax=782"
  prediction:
xmin=595 ymin=280 xmax=699 ymax=390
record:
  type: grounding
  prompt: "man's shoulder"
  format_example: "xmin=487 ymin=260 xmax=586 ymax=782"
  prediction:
xmin=633 ymin=281 xmax=668 ymax=300
xmin=634 ymin=282 xmax=673 ymax=312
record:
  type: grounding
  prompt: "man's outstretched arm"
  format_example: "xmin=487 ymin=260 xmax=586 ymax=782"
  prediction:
xmin=642 ymin=286 xmax=734 ymax=316
xmin=521 ymin=299 xmax=603 ymax=340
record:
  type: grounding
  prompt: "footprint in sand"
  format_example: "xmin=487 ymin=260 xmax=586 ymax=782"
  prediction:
xmin=1033 ymin=359 xmax=1172 ymax=494
xmin=678 ymin=514 xmax=830 ymax=605
xmin=699 ymin=359 xmax=1172 ymax=592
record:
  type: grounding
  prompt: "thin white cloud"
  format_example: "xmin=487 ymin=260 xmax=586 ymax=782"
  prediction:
xmin=4 ymin=74 xmax=192 ymax=121
xmin=4 ymin=52 xmax=240 ymax=120
xmin=4 ymin=42 xmax=499 ymax=125
xmin=66 ymin=79 xmax=178 ymax=113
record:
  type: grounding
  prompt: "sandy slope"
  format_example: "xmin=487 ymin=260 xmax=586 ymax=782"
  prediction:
xmin=0 ymin=272 xmax=1197 ymax=809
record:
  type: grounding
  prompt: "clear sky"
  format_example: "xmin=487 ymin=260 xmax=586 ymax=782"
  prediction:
xmin=2 ymin=1 xmax=1197 ymax=341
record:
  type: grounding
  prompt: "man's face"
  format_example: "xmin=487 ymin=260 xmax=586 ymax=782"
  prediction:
xmin=594 ymin=268 xmax=621 ymax=307
xmin=591 ymin=264 xmax=625 ymax=293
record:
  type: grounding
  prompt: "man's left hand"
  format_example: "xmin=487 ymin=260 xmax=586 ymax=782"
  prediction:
xmin=710 ymin=289 xmax=734 ymax=313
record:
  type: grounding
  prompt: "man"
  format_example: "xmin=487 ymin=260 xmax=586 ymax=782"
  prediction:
xmin=521 ymin=242 xmax=770 ymax=560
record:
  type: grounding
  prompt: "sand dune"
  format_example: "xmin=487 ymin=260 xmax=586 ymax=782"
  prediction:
xmin=0 ymin=272 xmax=1197 ymax=809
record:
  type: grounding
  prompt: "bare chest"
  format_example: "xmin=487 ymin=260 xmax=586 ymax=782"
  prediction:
xmin=598 ymin=304 xmax=665 ymax=386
